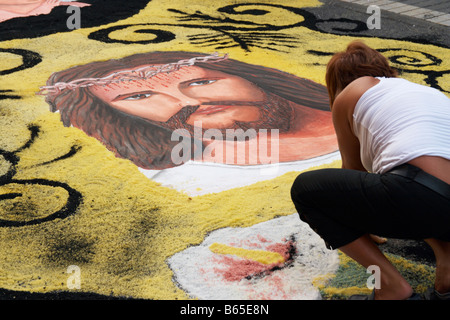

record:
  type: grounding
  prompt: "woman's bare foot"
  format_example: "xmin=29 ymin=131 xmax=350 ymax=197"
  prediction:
xmin=425 ymin=239 xmax=450 ymax=294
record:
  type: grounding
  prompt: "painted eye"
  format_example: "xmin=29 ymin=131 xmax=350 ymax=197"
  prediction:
xmin=189 ymin=79 xmax=217 ymax=86
xmin=123 ymin=93 xmax=152 ymax=100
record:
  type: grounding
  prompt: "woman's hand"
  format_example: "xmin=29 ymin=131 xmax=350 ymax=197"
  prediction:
xmin=370 ymin=234 xmax=387 ymax=244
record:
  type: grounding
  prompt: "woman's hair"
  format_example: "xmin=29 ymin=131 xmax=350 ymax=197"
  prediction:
xmin=325 ymin=41 xmax=398 ymax=106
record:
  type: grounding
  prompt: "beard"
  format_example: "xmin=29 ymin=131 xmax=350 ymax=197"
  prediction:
xmin=157 ymin=92 xmax=293 ymax=141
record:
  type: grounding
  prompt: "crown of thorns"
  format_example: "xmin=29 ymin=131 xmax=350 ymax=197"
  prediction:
xmin=37 ymin=52 xmax=229 ymax=96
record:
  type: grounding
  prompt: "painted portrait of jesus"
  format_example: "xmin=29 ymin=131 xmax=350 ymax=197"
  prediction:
xmin=41 ymin=51 xmax=337 ymax=170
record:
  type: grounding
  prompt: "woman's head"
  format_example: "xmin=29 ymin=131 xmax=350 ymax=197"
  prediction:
xmin=325 ymin=41 xmax=398 ymax=106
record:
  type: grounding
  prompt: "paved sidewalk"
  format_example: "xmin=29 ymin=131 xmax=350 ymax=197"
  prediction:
xmin=340 ymin=0 xmax=450 ymax=26
xmin=308 ymin=0 xmax=449 ymax=48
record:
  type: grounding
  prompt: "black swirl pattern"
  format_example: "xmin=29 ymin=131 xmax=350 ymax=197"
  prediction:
xmin=0 ymin=125 xmax=82 ymax=227
xmin=0 ymin=48 xmax=42 ymax=76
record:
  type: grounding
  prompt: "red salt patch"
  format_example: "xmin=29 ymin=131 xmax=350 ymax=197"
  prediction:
xmin=257 ymin=235 xmax=270 ymax=243
xmin=213 ymin=256 xmax=270 ymax=281
xmin=212 ymin=240 xmax=296 ymax=282
xmin=267 ymin=242 xmax=292 ymax=260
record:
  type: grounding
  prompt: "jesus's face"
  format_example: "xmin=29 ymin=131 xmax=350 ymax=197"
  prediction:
xmin=90 ymin=65 xmax=289 ymax=132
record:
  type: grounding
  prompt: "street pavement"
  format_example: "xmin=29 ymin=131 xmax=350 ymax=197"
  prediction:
xmin=343 ymin=0 xmax=449 ymax=25
xmin=308 ymin=0 xmax=449 ymax=48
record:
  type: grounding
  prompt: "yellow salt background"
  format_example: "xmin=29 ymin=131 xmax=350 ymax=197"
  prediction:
xmin=0 ymin=0 xmax=448 ymax=299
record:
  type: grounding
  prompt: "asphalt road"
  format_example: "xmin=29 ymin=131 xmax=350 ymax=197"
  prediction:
xmin=307 ymin=0 xmax=449 ymax=48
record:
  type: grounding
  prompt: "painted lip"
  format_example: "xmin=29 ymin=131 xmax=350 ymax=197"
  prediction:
xmin=193 ymin=105 xmax=234 ymax=115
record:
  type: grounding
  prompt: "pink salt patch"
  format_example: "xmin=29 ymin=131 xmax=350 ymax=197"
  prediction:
xmin=213 ymin=256 xmax=272 ymax=281
xmin=267 ymin=242 xmax=292 ymax=260
xmin=212 ymin=239 xmax=296 ymax=282
xmin=257 ymin=235 xmax=270 ymax=243
xmin=250 ymin=275 xmax=288 ymax=300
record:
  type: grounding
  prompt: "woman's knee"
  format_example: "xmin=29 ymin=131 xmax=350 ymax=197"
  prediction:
xmin=290 ymin=172 xmax=307 ymax=204
xmin=290 ymin=171 xmax=329 ymax=235
xmin=290 ymin=177 xmax=317 ymax=221
xmin=290 ymin=170 xmax=324 ymax=204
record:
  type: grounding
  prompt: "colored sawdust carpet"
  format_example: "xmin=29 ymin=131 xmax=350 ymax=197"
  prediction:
xmin=0 ymin=0 xmax=448 ymax=300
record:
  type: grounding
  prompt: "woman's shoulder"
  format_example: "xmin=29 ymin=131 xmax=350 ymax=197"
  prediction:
xmin=336 ymin=76 xmax=381 ymax=105
xmin=333 ymin=77 xmax=380 ymax=110
xmin=331 ymin=76 xmax=382 ymax=126
xmin=346 ymin=76 xmax=381 ymax=95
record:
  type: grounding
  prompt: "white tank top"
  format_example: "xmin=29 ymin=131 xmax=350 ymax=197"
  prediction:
xmin=352 ymin=77 xmax=450 ymax=174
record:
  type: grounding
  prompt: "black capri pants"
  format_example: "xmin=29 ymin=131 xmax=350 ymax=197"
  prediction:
xmin=290 ymin=164 xmax=450 ymax=250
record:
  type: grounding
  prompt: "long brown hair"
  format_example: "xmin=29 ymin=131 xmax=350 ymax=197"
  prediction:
xmin=325 ymin=41 xmax=398 ymax=106
xmin=45 ymin=51 xmax=331 ymax=169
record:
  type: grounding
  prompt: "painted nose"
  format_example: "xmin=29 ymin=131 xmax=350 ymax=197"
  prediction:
xmin=172 ymin=92 xmax=202 ymax=108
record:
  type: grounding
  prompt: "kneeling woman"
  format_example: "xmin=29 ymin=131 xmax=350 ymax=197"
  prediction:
xmin=291 ymin=41 xmax=450 ymax=300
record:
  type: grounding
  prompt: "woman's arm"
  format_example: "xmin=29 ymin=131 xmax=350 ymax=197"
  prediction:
xmin=331 ymin=76 xmax=380 ymax=171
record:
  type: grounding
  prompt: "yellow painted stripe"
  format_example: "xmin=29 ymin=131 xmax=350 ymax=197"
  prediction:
xmin=209 ymin=243 xmax=285 ymax=265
